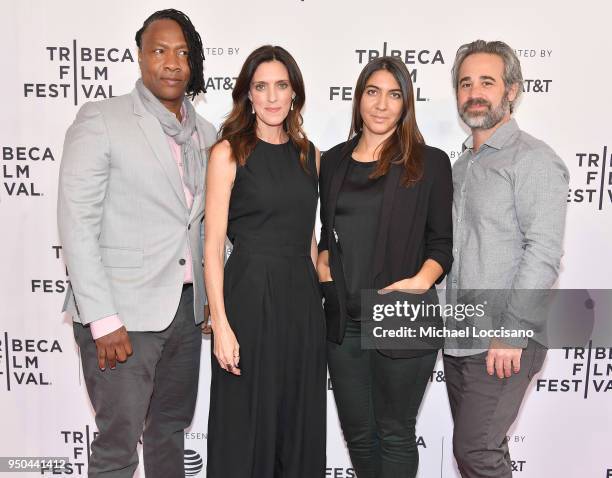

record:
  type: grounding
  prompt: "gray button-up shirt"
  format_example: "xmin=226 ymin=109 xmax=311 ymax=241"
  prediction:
xmin=444 ymin=119 xmax=570 ymax=356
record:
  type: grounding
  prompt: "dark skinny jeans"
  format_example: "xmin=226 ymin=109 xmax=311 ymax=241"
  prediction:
xmin=327 ymin=319 xmax=437 ymax=478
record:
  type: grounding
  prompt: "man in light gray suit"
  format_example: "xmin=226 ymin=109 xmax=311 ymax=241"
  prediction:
xmin=57 ymin=9 xmax=215 ymax=478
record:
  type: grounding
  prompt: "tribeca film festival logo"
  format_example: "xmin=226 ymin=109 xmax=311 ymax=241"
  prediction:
xmin=2 ymin=145 xmax=55 ymax=198
xmin=22 ymin=42 xmax=240 ymax=104
xmin=31 ymin=245 xmax=70 ymax=294
xmin=23 ymin=41 xmax=135 ymax=105
xmin=41 ymin=426 xmax=205 ymax=476
xmin=325 ymin=466 xmax=356 ymax=477
xmin=38 ymin=425 xmax=98 ymax=475
xmin=536 ymin=341 xmax=612 ymax=397
xmin=0 ymin=332 xmax=63 ymax=390
xmin=568 ymin=146 xmax=612 ymax=210
xmin=329 ymin=42 xmax=445 ymax=102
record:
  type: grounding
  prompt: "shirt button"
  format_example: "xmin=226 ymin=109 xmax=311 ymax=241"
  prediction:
xmin=188 ymin=224 xmax=191 ymax=230
xmin=179 ymin=258 xmax=186 ymax=265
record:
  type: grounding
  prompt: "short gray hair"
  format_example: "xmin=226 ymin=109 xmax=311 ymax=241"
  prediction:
xmin=451 ymin=40 xmax=523 ymax=112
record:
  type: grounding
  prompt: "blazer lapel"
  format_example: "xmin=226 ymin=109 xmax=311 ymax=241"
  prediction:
xmin=133 ymin=90 xmax=188 ymax=210
xmin=327 ymin=137 xmax=359 ymax=248
xmin=371 ymin=163 xmax=402 ymax=280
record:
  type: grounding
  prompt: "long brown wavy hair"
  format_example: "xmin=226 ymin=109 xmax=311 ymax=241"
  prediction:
xmin=216 ymin=45 xmax=309 ymax=169
xmin=349 ymin=56 xmax=425 ymax=186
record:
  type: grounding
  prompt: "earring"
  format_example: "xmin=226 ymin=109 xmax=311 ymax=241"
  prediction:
xmin=290 ymin=99 xmax=294 ymax=111
xmin=251 ymin=104 xmax=255 ymax=114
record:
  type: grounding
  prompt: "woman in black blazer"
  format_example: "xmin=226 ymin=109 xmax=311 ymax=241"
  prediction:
xmin=317 ymin=57 xmax=453 ymax=478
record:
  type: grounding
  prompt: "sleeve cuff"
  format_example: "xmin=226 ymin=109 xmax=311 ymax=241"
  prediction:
xmin=90 ymin=314 xmax=123 ymax=340
xmin=426 ymin=252 xmax=453 ymax=284
xmin=497 ymin=312 xmax=529 ymax=349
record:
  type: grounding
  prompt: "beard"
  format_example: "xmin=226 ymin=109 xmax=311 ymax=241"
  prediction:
xmin=459 ymin=93 xmax=510 ymax=130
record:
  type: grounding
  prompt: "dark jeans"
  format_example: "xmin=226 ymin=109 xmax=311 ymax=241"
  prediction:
xmin=327 ymin=319 xmax=437 ymax=478
xmin=443 ymin=340 xmax=547 ymax=478
xmin=74 ymin=284 xmax=202 ymax=478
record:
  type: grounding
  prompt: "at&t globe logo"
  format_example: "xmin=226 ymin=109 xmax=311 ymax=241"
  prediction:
xmin=184 ymin=449 xmax=204 ymax=476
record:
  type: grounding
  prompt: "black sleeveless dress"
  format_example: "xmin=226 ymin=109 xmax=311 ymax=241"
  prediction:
xmin=207 ymin=139 xmax=326 ymax=478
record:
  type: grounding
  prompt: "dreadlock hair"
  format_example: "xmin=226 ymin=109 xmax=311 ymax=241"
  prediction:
xmin=135 ymin=9 xmax=206 ymax=100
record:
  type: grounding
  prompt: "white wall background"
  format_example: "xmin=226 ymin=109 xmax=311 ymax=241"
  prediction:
xmin=1 ymin=0 xmax=611 ymax=476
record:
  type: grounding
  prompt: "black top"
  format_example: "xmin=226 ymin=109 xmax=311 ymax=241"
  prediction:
xmin=228 ymin=140 xmax=318 ymax=246
xmin=334 ymin=158 xmax=384 ymax=319
xmin=318 ymin=135 xmax=453 ymax=357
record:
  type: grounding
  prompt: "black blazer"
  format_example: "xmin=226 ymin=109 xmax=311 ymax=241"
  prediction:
xmin=318 ymin=135 xmax=453 ymax=358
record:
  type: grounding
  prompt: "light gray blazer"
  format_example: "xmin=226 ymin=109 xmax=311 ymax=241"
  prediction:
xmin=58 ymin=88 xmax=217 ymax=331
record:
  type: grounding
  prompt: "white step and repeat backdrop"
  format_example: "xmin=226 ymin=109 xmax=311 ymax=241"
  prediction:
xmin=1 ymin=0 xmax=611 ymax=476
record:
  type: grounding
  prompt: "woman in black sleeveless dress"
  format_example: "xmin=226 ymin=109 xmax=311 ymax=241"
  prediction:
xmin=204 ymin=46 xmax=326 ymax=478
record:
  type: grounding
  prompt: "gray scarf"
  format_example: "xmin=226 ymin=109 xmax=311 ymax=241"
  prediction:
xmin=135 ymin=78 xmax=202 ymax=197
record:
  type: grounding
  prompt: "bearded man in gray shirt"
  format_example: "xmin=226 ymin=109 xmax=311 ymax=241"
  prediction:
xmin=443 ymin=40 xmax=569 ymax=477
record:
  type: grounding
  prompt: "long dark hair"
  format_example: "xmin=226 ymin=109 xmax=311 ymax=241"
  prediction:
xmin=135 ymin=9 xmax=206 ymax=100
xmin=217 ymin=45 xmax=309 ymax=169
xmin=349 ymin=56 xmax=424 ymax=186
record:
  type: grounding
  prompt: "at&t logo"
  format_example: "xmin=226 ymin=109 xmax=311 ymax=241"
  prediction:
xmin=184 ymin=449 xmax=204 ymax=476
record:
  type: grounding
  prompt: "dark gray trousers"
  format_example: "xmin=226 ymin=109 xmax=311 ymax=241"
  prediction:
xmin=74 ymin=285 xmax=202 ymax=478
xmin=443 ymin=340 xmax=547 ymax=478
